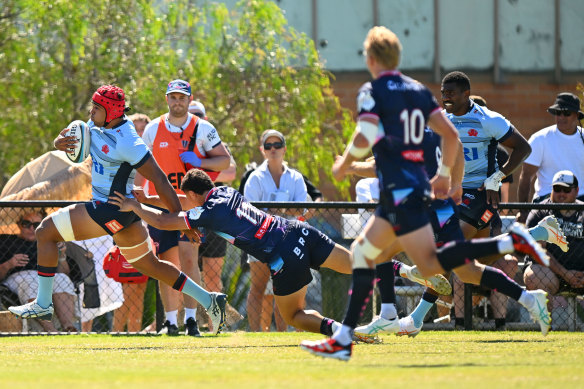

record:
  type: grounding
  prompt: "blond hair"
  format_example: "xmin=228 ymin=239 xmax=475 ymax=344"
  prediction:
xmin=364 ymin=26 xmax=402 ymax=70
xmin=128 ymin=113 xmax=151 ymax=123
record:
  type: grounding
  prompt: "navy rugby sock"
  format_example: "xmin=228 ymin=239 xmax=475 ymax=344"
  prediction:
xmin=376 ymin=262 xmax=396 ymax=304
xmin=479 ymin=267 xmax=522 ymax=301
xmin=342 ymin=269 xmax=375 ymax=329
xmin=437 ymin=239 xmax=501 ymax=272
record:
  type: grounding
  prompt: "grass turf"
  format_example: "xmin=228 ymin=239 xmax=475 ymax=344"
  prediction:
xmin=0 ymin=331 xmax=582 ymax=388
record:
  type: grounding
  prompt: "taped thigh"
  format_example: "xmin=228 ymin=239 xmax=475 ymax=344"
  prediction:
xmin=52 ymin=208 xmax=75 ymax=241
xmin=118 ymin=239 xmax=153 ymax=263
xmin=351 ymin=237 xmax=382 ymax=269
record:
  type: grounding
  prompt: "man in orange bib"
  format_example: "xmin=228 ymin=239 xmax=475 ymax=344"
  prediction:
xmin=139 ymin=79 xmax=230 ymax=335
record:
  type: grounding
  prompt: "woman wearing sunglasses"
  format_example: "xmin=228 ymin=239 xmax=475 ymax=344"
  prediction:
xmin=243 ymin=129 xmax=309 ymax=332
xmin=517 ymin=92 xmax=584 ymax=222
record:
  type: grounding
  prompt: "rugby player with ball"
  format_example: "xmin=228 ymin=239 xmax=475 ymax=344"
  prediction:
xmin=9 ymin=85 xmax=228 ymax=334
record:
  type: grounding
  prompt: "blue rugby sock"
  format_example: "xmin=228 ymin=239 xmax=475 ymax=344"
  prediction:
xmin=173 ymin=272 xmax=212 ymax=309
xmin=37 ymin=266 xmax=57 ymax=308
xmin=528 ymin=226 xmax=548 ymax=242
xmin=411 ymin=292 xmax=438 ymax=328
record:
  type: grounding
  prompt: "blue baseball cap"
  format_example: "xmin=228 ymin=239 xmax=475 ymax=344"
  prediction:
xmin=166 ymin=79 xmax=191 ymax=96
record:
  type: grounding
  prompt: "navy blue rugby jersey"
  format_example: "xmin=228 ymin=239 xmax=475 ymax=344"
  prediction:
xmin=421 ymin=128 xmax=442 ymax=178
xmin=183 ymin=186 xmax=290 ymax=263
xmin=358 ymin=71 xmax=441 ymax=188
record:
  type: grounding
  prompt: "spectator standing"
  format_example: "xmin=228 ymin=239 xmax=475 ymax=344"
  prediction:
xmin=0 ymin=210 xmax=77 ymax=332
xmin=243 ymin=129 xmax=308 ymax=331
xmin=187 ymin=100 xmax=240 ymax=329
xmin=517 ymin=93 xmax=584 ymax=222
xmin=127 ymin=113 xmax=151 ymax=137
xmin=524 ymin=170 xmax=583 ymax=307
xmin=140 ymin=80 xmax=230 ymax=335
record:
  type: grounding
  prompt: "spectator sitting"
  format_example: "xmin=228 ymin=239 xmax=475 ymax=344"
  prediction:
xmin=0 ymin=210 xmax=77 ymax=332
xmin=517 ymin=92 xmax=584 ymax=222
xmin=243 ymin=129 xmax=308 ymax=331
xmin=524 ymin=170 xmax=584 ymax=309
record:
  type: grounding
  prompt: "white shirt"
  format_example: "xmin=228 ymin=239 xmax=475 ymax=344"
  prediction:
xmin=243 ymin=160 xmax=307 ymax=202
xmin=355 ymin=177 xmax=380 ymax=202
xmin=524 ymin=125 xmax=584 ymax=197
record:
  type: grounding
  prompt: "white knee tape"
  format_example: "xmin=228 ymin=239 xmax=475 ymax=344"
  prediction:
xmin=52 ymin=208 xmax=75 ymax=241
xmin=352 ymin=237 xmax=382 ymax=269
xmin=119 ymin=238 xmax=152 ymax=263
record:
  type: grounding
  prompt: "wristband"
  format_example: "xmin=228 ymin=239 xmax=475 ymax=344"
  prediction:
xmin=438 ymin=164 xmax=451 ymax=178
xmin=484 ymin=170 xmax=505 ymax=191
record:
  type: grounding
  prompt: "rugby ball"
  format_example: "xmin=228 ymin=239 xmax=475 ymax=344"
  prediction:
xmin=65 ymin=120 xmax=91 ymax=163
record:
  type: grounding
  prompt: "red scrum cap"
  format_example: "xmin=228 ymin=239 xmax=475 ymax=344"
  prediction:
xmin=92 ymin=85 xmax=126 ymax=123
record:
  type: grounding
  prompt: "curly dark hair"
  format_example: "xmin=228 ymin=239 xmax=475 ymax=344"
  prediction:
xmin=441 ymin=71 xmax=471 ymax=91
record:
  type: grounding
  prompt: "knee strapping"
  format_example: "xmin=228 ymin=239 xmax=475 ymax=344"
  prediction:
xmin=351 ymin=237 xmax=382 ymax=269
xmin=52 ymin=208 xmax=75 ymax=241
xmin=119 ymin=239 xmax=152 ymax=263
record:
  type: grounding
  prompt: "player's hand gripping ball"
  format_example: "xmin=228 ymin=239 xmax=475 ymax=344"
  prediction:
xmin=65 ymin=120 xmax=91 ymax=163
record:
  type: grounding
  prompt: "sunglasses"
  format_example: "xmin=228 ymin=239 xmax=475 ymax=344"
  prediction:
xmin=264 ymin=142 xmax=284 ymax=150
xmin=553 ymin=110 xmax=574 ymax=117
xmin=20 ymin=220 xmax=40 ymax=229
xmin=553 ymin=185 xmax=574 ymax=194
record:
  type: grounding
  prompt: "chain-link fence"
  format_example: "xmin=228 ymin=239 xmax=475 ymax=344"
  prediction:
xmin=0 ymin=201 xmax=582 ymax=334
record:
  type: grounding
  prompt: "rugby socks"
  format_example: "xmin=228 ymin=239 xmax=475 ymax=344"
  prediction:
xmin=528 ymin=226 xmax=548 ymax=242
xmin=172 ymin=272 xmax=212 ymax=310
xmin=165 ymin=310 xmax=178 ymax=327
xmin=342 ymin=269 xmax=376 ymax=328
xmin=320 ymin=317 xmax=340 ymax=336
xmin=479 ymin=267 xmax=522 ymax=301
xmin=410 ymin=290 xmax=439 ymax=328
xmin=184 ymin=308 xmax=197 ymax=323
xmin=437 ymin=239 xmax=501 ymax=272
xmin=392 ymin=260 xmax=404 ymax=277
xmin=37 ymin=265 xmax=57 ymax=308
xmin=376 ymin=262 xmax=396 ymax=305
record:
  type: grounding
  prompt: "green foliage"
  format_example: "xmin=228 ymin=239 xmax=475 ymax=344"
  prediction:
xmin=0 ymin=0 xmax=353 ymax=196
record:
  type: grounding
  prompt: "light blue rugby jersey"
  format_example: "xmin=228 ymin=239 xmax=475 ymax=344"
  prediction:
xmin=444 ymin=101 xmax=512 ymax=189
xmin=87 ymin=118 xmax=150 ymax=202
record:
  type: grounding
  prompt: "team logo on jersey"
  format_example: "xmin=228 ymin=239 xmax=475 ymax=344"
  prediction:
xmin=357 ymin=90 xmax=375 ymax=111
xmin=159 ymin=142 xmax=169 ymax=148
xmin=102 ymin=145 xmax=110 ymax=154
xmin=207 ymin=130 xmax=218 ymax=142
xmin=188 ymin=207 xmax=204 ymax=220
xmin=481 ymin=210 xmax=493 ymax=224
xmin=105 ymin=220 xmax=123 ymax=234
xmin=401 ymin=149 xmax=424 ymax=162
xmin=181 ymin=140 xmax=189 ymax=149
xmin=468 ymin=129 xmax=478 ymax=137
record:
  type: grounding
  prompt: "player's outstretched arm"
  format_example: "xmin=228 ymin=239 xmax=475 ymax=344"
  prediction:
xmin=131 ymin=187 xmax=190 ymax=210
xmin=136 ymin=155 xmax=182 ymax=213
xmin=109 ymin=191 xmax=187 ymax=231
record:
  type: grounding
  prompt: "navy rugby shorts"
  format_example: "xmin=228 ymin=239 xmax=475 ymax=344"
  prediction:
xmin=85 ymin=201 xmax=141 ymax=236
xmin=458 ymin=188 xmax=498 ymax=230
xmin=270 ymin=221 xmax=335 ymax=296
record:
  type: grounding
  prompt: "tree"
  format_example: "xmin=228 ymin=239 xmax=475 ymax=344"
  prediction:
xmin=0 ymin=0 xmax=353 ymax=196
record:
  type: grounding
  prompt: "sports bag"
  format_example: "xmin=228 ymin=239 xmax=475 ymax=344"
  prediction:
xmin=103 ymin=246 xmax=148 ymax=284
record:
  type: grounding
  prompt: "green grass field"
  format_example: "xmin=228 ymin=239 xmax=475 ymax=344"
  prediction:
xmin=1 ymin=331 xmax=583 ymax=388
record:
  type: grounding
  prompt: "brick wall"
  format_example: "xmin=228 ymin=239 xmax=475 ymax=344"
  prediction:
xmin=329 ymin=71 xmax=583 ymax=201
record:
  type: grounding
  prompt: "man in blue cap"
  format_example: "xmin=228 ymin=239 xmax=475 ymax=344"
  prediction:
xmin=138 ymin=79 xmax=231 ymax=336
